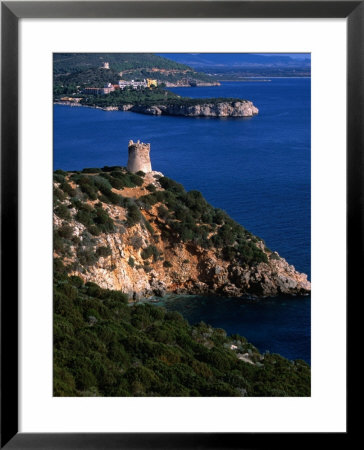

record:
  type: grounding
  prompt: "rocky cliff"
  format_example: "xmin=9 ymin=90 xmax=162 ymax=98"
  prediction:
xmin=54 ymin=168 xmax=310 ymax=300
xmin=57 ymin=100 xmax=259 ymax=118
xmin=126 ymin=100 xmax=258 ymax=117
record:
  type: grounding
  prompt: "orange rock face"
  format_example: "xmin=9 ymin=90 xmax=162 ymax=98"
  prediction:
xmin=54 ymin=171 xmax=310 ymax=300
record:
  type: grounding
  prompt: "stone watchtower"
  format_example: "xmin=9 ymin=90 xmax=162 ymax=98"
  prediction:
xmin=127 ymin=140 xmax=152 ymax=173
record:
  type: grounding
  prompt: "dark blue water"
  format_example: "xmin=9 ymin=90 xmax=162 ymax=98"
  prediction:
xmin=153 ymin=295 xmax=310 ymax=363
xmin=54 ymin=79 xmax=311 ymax=363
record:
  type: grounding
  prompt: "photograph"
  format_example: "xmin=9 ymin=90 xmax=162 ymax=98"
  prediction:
xmin=53 ymin=52 xmax=311 ymax=397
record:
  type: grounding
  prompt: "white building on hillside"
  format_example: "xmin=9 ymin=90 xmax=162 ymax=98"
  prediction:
xmin=118 ymin=79 xmax=148 ymax=90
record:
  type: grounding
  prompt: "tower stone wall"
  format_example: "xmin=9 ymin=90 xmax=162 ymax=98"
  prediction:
xmin=127 ymin=140 xmax=152 ymax=173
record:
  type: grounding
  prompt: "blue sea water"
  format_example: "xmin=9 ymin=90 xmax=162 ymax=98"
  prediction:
xmin=152 ymin=294 xmax=310 ymax=364
xmin=54 ymin=79 xmax=311 ymax=363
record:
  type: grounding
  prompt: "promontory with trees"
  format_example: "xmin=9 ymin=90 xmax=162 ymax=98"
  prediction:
xmin=54 ymin=165 xmax=311 ymax=397
xmin=53 ymin=53 xmax=259 ymax=118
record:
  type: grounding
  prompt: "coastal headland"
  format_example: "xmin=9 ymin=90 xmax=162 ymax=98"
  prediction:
xmin=53 ymin=143 xmax=311 ymax=397
xmin=54 ymin=142 xmax=309 ymax=300
xmin=55 ymin=99 xmax=259 ymax=118
xmin=54 ymin=53 xmax=258 ymax=118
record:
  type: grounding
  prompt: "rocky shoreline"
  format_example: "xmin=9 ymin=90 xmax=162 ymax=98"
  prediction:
xmin=65 ymin=223 xmax=310 ymax=300
xmin=55 ymin=101 xmax=119 ymax=111
xmin=54 ymin=170 xmax=309 ymax=301
xmin=55 ymin=100 xmax=259 ymax=118
xmin=165 ymin=81 xmax=221 ymax=87
xmin=124 ymin=100 xmax=259 ymax=117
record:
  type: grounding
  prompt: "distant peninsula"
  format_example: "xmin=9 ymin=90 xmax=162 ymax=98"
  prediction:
xmin=120 ymin=100 xmax=258 ymax=118
xmin=53 ymin=53 xmax=258 ymax=118
xmin=56 ymin=97 xmax=259 ymax=118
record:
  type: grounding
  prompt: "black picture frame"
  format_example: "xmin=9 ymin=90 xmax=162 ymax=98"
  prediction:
xmin=1 ymin=1 xmax=359 ymax=448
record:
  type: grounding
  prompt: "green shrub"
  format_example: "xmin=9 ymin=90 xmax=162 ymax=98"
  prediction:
xmin=58 ymin=224 xmax=74 ymax=239
xmin=159 ymin=176 xmax=185 ymax=195
xmin=82 ymin=168 xmax=100 ymax=173
xmin=68 ymin=275 xmax=84 ymax=288
xmin=75 ymin=203 xmax=114 ymax=234
xmin=55 ymin=204 xmax=71 ymax=220
xmin=102 ymin=166 xmax=124 ymax=173
xmin=110 ymin=170 xmax=124 ymax=178
xmin=80 ymin=183 xmax=98 ymax=200
xmin=54 ymin=258 xmax=67 ymax=277
xmin=96 ymin=246 xmax=112 ymax=257
xmin=143 ymin=219 xmax=154 ymax=235
xmin=93 ymin=175 xmax=112 ymax=191
xmin=94 ymin=208 xmax=115 ymax=233
xmin=54 ymin=231 xmax=65 ymax=253
xmin=53 ymin=366 xmax=77 ymax=396
xmin=104 ymin=190 xmax=124 ymax=206
xmin=129 ymin=173 xmax=144 ymax=187
xmin=77 ymin=247 xmax=98 ymax=266
xmin=126 ymin=204 xmax=142 ymax=227
xmin=98 ymin=194 xmax=110 ymax=204
xmin=76 ymin=208 xmax=94 ymax=227
xmin=157 ymin=205 xmax=169 ymax=220
xmin=84 ymin=281 xmax=103 ymax=298
xmin=74 ymin=367 xmax=98 ymax=391
xmin=60 ymin=181 xmax=76 ymax=197
xmin=141 ymin=245 xmax=160 ymax=261
xmin=54 ymin=187 xmax=66 ymax=201
xmin=88 ymin=225 xmax=101 ymax=236
xmin=55 ymin=169 xmax=67 ymax=176
xmin=109 ymin=177 xmax=125 ymax=190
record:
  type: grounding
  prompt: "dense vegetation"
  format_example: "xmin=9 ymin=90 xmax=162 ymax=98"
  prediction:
xmin=54 ymin=167 xmax=146 ymax=270
xmin=77 ymin=87 xmax=180 ymax=107
xmin=54 ymin=168 xmax=268 ymax=271
xmin=54 ymin=266 xmax=310 ymax=397
xmin=77 ymin=87 xmax=245 ymax=110
xmin=139 ymin=176 xmax=268 ymax=265
xmin=53 ymin=53 xmax=216 ymax=96
xmin=54 ymin=168 xmax=310 ymax=396
xmin=54 ymin=53 xmax=194 ymax=74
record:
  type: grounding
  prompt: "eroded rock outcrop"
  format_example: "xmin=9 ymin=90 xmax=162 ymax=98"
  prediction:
xmin=130 ymin=100 xmax=258 ymax=118
xmin=54 ymin=168 xmax=310 ymax=300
